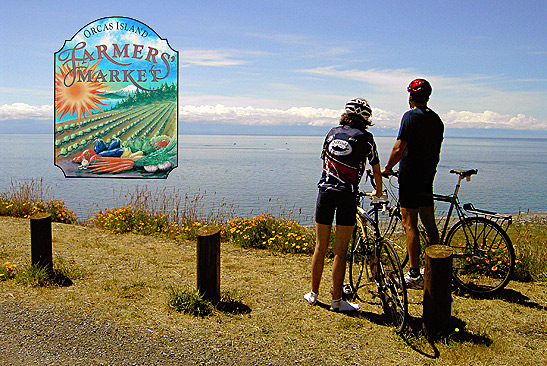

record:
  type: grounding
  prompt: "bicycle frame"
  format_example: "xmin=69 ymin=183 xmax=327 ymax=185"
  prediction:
xmin=433 ymin=171 xmax=512 ymax=245
xmin=432 ymin=172 xmax=469 ymax=244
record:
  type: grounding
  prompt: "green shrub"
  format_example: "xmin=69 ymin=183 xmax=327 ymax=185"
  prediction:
xmin=227 ymin=213 xmax=315 ymax=255
xmin=509 ymin=218 xmax=547 ymax=282
xmin=167 ymin=287 xmax=213 ymax=317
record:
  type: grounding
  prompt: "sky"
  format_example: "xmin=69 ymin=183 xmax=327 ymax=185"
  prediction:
xmin=1 ymin=0 xmax=546 ymax=132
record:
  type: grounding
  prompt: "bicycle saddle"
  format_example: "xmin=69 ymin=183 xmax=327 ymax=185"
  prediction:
xmin=449 ymin=169 xmax=478 ymax=177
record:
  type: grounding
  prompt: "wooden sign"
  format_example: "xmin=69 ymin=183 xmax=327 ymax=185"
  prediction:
xmin=54 ymin=17 xmax=178 ymax=178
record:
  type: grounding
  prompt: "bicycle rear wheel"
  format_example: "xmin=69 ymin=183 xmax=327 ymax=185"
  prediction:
xmin=376 ymin=238 xmax=408 ymax=333
xmin=348 ymin=217 xmax=375 ymax=300
xmin=445 ymin=216 xmax=515 ymax=294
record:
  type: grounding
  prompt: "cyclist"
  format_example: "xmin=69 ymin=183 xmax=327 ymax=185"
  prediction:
xmin=381 ymin=79 xmax=444 ymax=289
xmin=305 ymin=98 xmax=383 ymax=312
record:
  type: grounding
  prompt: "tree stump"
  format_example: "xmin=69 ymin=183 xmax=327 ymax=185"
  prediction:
xmin=196 ymin=225 xmax=221 ymax=303
xmin=423 ymin=244 xmax=453 ymax=339
xmin=30 ymin=212 xmax=53 ymax=273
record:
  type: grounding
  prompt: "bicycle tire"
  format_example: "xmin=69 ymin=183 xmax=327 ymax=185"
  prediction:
xmin=378 ymin=209 xmax=408 ymax=268
xmin=445 ymin=216 xmax=515 ymax=294
xmin=376 ymin=238 xmax=408 ymax=333
xmin=348 ymin=216 xmax=375 ymax=300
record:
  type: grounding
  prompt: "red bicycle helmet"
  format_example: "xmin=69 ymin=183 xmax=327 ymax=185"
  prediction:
xmin=407 ymin=79 xmax=432 ymax=94
xmin=407 ymin=79 xmax=432 ymax=101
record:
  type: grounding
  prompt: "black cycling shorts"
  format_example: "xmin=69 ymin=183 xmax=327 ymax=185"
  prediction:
xmin=398 ymin=177 xmax=434 ymax=209
xmin=315 ymin=189 xmax=357 ymax=226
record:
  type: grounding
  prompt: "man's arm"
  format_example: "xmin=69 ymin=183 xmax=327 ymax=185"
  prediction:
xmin=381 ymin=139 xmax=407 ymax=176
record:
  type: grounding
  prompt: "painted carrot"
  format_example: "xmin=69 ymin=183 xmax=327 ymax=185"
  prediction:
xmin=88 ymin=157 xmax=135 ymax=173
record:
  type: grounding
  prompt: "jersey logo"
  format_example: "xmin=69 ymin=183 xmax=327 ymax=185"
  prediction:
xmin=328 ymin=139 xmax=352 ymax=156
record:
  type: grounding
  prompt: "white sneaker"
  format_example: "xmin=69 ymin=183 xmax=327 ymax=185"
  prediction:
xmin=404 ymin=272 xmax=424 ymax=290
xmin=330 ymin=299 xmax=360 ymax=312
xmin=304 ymin=291 xmax=318 ymax=305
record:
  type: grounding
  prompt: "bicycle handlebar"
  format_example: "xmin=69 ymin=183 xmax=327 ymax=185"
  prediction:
xmin=357 ymin=191 xmax=389 ymax=214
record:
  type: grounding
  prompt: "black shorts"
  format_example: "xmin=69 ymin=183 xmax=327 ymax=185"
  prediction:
xmin=315 ymin=189 xmax=357 ymax=226
xmin=398 ymin=177 xmax=434 ymax=209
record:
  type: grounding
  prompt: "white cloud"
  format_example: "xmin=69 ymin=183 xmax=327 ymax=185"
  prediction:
xmin=181 ymin=49 xmax=246 ymax=67
xmin=180 ymin=104 xmax=340 ymax=126
xmin=442 ymin=110 xmax=547 ymax=130
xmin=1 ymin=102 xmax=546 ymax=130
xmin=300 ymin=66 xmax=416 ymax=91
xmin=0 ymin=103 xmax=52 ymax=120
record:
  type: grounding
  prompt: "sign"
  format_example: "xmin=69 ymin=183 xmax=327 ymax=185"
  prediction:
xmin=54 ymin=17 xmax=178 ymax=178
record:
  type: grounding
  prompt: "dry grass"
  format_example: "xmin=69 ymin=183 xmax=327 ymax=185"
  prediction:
xmin=1 ymin=216 xmax=547 ymax=365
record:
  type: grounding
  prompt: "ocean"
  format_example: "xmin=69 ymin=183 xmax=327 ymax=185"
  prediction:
xmin=1 ymin=133 xmax=546 ymax=224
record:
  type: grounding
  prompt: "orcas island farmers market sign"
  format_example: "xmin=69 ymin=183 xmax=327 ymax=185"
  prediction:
xmin=54 ymin=17 xmax=178 ymax=178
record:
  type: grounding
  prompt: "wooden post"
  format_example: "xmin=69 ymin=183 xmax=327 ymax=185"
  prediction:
xmin=30 ymin=212 xmax=53 ymax=273
xmin=423 ymin=244 xmax=453 ymax=339
xmin=196 ymin=225 xmax=220 ymax=303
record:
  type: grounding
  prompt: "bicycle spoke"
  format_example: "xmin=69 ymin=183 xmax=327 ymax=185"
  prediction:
xmin=376 ymin=239 xmax=408 ymax=332
xmin=446 ymin=217 xmax=515 ymax=294
xmin=349 ymin=220 xmax=375 ymax=300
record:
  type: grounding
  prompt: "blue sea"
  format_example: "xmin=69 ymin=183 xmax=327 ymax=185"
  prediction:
xmin=1 ymin=134 xmax=546 ymax=224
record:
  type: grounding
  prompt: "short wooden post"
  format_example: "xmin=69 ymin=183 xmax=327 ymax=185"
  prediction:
xmin=30 ymin=212 xmax=53 ymax=273
xmin=423 ymin=245 xmax=453 ymax=339
xmin=196 ymin=225 xmax=220 ymax=303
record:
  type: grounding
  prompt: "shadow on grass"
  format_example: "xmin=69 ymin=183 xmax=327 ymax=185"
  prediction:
xmin=455 ymin=287 xmax=546 ymax=311
xmin=16 ymin=264 xmax=74 ymax=288
xmin=51 ymin=272 xmax=73 ymax=287
xmin=216 ymin=300 xmax=251 ymax=315
xmin=396 ymin=316 xmax=493 ymax=358
xmin=319 ymin=299 xmax=494 ymax=359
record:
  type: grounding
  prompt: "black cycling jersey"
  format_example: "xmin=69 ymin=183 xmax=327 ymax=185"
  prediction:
xmin=397 ymin=106 xmax=444 ymax=181
xmin=317 ymin=125 xmax=379 ymax=193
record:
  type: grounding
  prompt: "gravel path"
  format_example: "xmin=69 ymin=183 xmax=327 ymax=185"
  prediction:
xmin=0 ymin=301 xmax=285 ymax=366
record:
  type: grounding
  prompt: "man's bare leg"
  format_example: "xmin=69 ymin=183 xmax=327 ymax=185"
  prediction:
xmin=401 ymin=207 xmax=420 ymax=269
xmin=419 ymin=206 xmax=439 ymax=245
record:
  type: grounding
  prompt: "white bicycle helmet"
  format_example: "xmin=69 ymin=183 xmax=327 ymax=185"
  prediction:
xmin=345 ymin=98 xmax=372 ymax=123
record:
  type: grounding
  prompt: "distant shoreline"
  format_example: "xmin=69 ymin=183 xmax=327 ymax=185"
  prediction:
xmin=2 ymin=119 xmax=547 ymax=139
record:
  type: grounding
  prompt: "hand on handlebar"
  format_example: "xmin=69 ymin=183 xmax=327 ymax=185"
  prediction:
xmin=381 ymin=168 xmax=399 ymax=178
xmin=368 ymin=190 xmax=384 ymax=198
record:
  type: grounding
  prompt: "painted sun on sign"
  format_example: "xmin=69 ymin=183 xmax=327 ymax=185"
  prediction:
xmin=54 ymin=17 xmax=178 ymax=178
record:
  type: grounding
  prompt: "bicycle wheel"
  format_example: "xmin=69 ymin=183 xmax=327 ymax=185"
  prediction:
xmin=445 ymin=216 xmax=515 ymax=294
xmin=376 ymin=238 xmax=408 ymax=333
xmin=348 ymin=217 xmax=375 ymax=300
xmin=378 ymin=209 xmax=408 ymax=268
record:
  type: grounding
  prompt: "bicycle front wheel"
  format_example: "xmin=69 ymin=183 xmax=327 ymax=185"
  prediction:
xmin=446 ymin=216 xmax=515 ymax=294
xmin=349 ymin=217 xmax=375 ymax=300
xmin=378 ymin=209 xmax=408 ymax=267
xmin=376 ymin=238 xmax=408 ymax=333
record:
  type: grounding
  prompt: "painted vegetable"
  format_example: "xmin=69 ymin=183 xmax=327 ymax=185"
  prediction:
xmin=72 ymin=149 xmax=98 ymax=163
xmin=94 ymin=139 xmax=107 ymax=154
xmin=133 ymin=137 xmax=177 ymax=167
xmin=88 ymin=157 xmax=135 ymax=173
xmin=98 ymin=147 xmax=124 ymax=157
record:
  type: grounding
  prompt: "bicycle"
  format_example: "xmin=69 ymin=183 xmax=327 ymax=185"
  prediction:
xmin=378 ymin=169 xmax=515 ymax=295
xmin=348 ymin=190 xmax=408 ymax=333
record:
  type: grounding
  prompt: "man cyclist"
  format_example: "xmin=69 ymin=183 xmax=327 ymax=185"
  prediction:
xmin=381 ymin=79 xmax=444 ymax=289
xmin=305 ymin=98 xmax=383 ymax=312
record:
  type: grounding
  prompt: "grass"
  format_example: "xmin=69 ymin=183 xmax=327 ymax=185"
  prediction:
xmin=0 ymin=178 xmax=77 ymax=224
xmin=167 ymin=287 xmax=214 ymax=317
xmin=508 ymin=216 xmax=547 ymax=282
xmin=2 ymin=180 xmax=546 ymax=281
xmin=1 ymin=214 xmax=546 ymax=365
xmin=14 ymin=256 xmax=83 ymax=287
